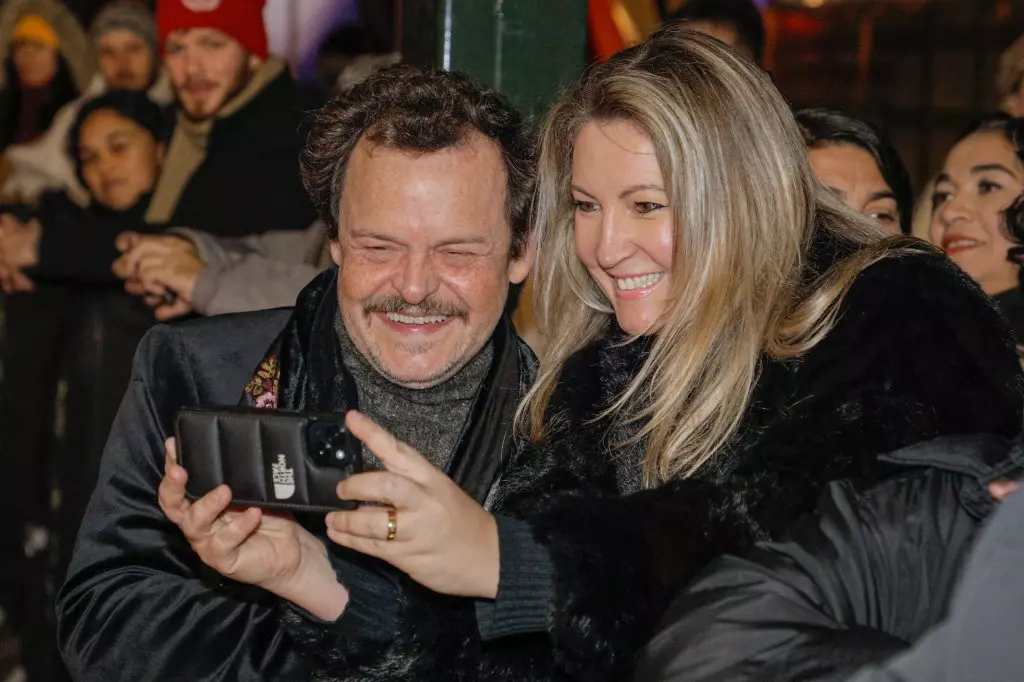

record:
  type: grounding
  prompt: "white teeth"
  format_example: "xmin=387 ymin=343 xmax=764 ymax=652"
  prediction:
xmin=616 ymin=272 xmax=665 ymax=291
xmin=946 ymin=239 xmax=981 ymax=249
xmin=384 ymin=312 xmax=449 ymax=325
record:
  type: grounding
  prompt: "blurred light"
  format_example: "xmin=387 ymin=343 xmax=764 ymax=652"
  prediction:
xmin=804 ymin=0 xmax=824 ymax=7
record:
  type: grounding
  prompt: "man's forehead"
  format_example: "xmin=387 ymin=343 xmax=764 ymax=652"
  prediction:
xmin=344 ymin=134 xmax=507 ymax=197
xmin=99 ymin=30 xmax=147 ymax=44
xmin=166 ymin=27 xmax=235 ymax=45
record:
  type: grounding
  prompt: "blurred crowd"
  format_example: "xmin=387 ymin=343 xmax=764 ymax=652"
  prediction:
xmin=0 ymin=0 xmax=1022 ymax=680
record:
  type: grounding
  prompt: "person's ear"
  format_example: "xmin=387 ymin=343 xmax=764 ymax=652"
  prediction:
xmin=507 ymin=230 xmax=537 ymax=285
xmin=1004 ymin=93 xmax=1023 ymax=117
xmin=248 ymin=53 xmax=263 ymax=72
xmin=329 ymin=236 xmax=342 ymax=267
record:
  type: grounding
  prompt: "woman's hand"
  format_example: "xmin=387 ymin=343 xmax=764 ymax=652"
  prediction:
xmin=325 ymin=411 xmax=500 ymax=600
xmin=990 ymin=480 xmax=1020 ymax=501
xmin=0 ymin=214 xmax=38 ymax=293
xmin=159 ymin=438 xmax=349 ymax=620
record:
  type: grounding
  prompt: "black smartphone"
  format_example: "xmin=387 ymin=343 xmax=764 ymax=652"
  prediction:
xmin=175 ymin=406 xmax=363 ymax=512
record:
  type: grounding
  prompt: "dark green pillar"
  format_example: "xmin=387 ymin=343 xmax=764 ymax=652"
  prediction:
xmin=401 ymin=0 xmax=588 ymax=119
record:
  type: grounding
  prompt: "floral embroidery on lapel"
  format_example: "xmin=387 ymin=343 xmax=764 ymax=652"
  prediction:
xmin=245 ymin=355 xmax=280 ymax=409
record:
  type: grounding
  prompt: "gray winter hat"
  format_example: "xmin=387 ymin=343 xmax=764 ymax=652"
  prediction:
xmin=90 ymin=0 xmax=158 ymax=56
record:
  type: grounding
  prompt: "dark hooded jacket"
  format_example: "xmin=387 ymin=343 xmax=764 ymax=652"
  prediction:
xmin=636 ymin=432 xmax=1024 ymax=682
xmin=147 ymin=61 xmax=318 ymax=238
xmin=55 ymin=268 xmax=537 ymax=681
xmin=276 ymin=234 xmax=1024 ymax=681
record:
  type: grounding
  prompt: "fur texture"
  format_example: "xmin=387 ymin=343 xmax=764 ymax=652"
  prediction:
xmin=283 ymin=246 xmax=1023 ymax=680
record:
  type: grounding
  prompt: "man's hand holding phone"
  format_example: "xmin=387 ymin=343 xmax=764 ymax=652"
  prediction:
xmin=159 ymin=438 xmax=349 ymax=621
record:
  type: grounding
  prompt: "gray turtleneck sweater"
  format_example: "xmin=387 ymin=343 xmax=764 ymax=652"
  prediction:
xmin=319 ymin=317 xmax=554 ymax=647
xmin=334 ymin=316 xmax=493 ymax=470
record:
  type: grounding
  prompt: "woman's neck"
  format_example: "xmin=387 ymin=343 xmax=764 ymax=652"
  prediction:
xmin=981 ymin=268 xmax=1020 ymax=297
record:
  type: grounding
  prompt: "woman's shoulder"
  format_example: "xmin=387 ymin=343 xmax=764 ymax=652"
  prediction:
xmin=840 ymin=244 xmax=1002 ymax=331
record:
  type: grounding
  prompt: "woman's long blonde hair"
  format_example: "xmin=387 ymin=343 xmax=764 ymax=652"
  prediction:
xmin=519 ymin=26 xmax=923 ymax=486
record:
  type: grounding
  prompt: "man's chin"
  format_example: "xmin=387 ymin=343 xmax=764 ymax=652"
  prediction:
xmin=367 ymin=347 xmax=465 ymax=389
xmin=180 ymin=97 xmax=222 ymax=121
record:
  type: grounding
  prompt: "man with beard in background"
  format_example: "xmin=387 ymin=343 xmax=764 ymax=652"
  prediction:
xmin=146 ymin=0 xmax=316 ymax=238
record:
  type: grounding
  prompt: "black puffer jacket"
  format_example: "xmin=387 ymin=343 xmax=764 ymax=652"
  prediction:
xmin=637 ymin=432 xmax=1024 ymax=682
xmin=282 ymin=236 xmax=1024 ymax=680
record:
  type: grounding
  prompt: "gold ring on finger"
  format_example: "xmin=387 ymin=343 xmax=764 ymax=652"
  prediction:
xmin=385 ymin=507 xmax=398 ymax=542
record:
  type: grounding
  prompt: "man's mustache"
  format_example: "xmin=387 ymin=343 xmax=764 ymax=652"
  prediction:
xmin=182 ymin=78 xmax=217 ymax=91
xmin=363 ymin=294 xmax=467 ymax=319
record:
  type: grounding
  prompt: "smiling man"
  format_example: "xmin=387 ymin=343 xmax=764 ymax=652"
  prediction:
xmin=56 ymin=64 xmax=538 ymax=680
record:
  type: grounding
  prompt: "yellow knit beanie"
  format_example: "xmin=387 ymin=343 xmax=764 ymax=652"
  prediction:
xmin=12 ymin=14 xmax=59 ymax=49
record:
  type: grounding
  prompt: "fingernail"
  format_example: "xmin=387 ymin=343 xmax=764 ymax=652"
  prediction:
xmin=325 ymin=512 xmax=335 ymax=527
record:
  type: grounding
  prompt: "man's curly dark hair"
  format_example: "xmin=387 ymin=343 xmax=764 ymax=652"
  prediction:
xmin=300 ymin=64 xmax=536 ymax=257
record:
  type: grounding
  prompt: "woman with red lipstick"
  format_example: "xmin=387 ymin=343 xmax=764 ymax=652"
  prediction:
xmin=930 ymin=113 xmax=1024 ymax=339
xmin=271 ymin=27 xmax=1024 ymax=682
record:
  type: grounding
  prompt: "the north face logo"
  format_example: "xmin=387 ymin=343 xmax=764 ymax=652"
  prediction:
xmin=182 ymin=0 xmax=221 ymax=12
xmin=271 ymin=454 xmax=295 ymax=499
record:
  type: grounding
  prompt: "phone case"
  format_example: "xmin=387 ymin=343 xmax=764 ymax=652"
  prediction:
xmin=175 ymin=406 xmax=362 ymax=512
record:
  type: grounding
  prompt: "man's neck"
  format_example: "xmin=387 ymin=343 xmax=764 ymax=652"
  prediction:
xmin=334 ymin=315 xmax=494 ymax=468
xmin=334 ymin=315 xmax=493 ymax=403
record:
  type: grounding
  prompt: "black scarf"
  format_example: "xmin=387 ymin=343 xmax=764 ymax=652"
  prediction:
xmin=240 ymin=266 xmax=527 ymax=504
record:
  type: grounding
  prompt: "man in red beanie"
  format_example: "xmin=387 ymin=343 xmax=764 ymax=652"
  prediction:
xmin=140 ymin=0 xmax=316 ymax=239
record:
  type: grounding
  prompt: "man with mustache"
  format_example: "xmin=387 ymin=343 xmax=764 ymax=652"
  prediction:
xmin=56 ymin=64 xmax=537 ymax=680
xmin=144 ymin=0 xmax=315 ymax=237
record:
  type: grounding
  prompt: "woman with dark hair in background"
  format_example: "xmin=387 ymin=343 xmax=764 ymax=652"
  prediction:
xmin=0 ymin=89 xmax=170 ymax=682
xmin=930 ymin=113 xmax=1024 ymax=338
xmin=797 ymin=107 xmax=913 ymax=235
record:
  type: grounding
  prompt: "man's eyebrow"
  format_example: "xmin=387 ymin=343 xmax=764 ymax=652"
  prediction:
xmin=435 ymin=236 xmax=489 ymax=247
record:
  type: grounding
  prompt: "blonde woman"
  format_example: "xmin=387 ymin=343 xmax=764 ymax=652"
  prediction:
xmin=222 ymin=29 xmax=1022 ymax=681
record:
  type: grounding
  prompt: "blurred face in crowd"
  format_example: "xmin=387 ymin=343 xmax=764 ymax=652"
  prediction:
xmin=331 ymin=132 xmax=532 ymax=389
xmin=12 ymin=40 xmax=58 ymax=87
xmin=930 ymin=131 xmax=1024 ymax=295
xmin=1003 ymin=73 xmax=1024 ymax=117
xmin=78 ymin=109 xmax=165 ymax=211
xmin=98 ymin=30 xmax=154 ymax=91
xmin=163 ymin=28 xmax=259 ymax=121
xmin=686 ymin=20 xmax=753 ymax=62
xmin=809 ymin=143 xmax=901 ymax=235
xmin=572 ymin=119 xmax=674 ymax=335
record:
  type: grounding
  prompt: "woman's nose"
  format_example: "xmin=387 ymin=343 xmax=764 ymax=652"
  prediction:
xmin=595 ymin=212 xmax=635 ymax=269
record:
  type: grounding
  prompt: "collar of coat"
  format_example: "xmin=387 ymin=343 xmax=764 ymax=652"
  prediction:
xmin=879 ymin=433 xmax=1024 ymax=521
xmin=241 ymin=266 xmax=538 ymax=506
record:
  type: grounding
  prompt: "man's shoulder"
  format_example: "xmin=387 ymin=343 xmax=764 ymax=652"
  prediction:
xmin=154 ymin=308 xmax=293 ymax=346
xmin=138 ymin=309 xmax=292 ymax=403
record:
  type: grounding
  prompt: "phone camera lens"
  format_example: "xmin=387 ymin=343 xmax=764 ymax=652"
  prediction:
xmin=324 ymin=432 xmax=349 ymax=464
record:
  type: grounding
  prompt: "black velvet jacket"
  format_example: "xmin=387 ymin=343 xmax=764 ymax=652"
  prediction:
xmin=282 ymin=243 xmax=1024 ymax=680
xmin=55 ymin=269 xmax=537 ymax=681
